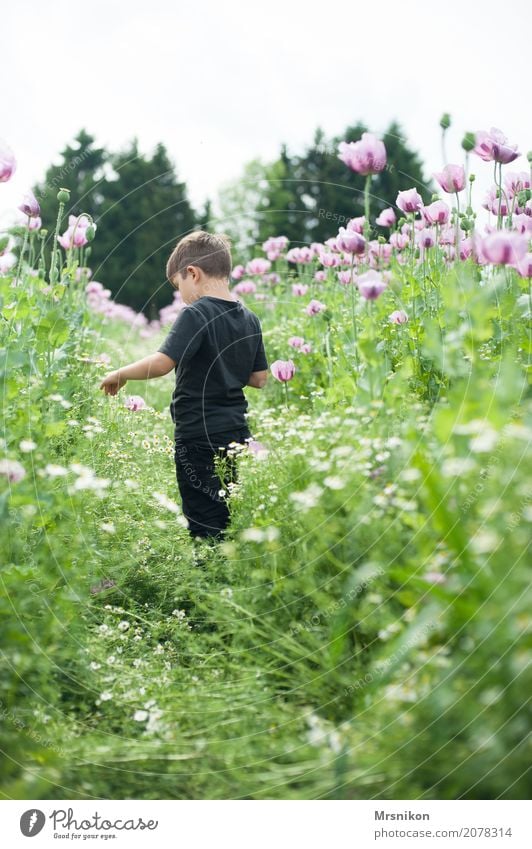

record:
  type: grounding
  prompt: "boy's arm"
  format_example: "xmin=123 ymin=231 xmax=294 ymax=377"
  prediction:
xmin=99 ymin=352 xmax=176 ymax=396
xmin=247 ymin=370 xmax=268 ymax=389
xmin=246 ymin=327 xmax=268 ymax=388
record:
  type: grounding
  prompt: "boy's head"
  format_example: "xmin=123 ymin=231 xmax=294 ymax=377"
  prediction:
xmin=166 ymin=231 xmax=232 ymax=304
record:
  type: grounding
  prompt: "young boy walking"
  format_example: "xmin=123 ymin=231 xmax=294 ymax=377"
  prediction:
xmin=99 ymin=231 xmax=269 ymax=541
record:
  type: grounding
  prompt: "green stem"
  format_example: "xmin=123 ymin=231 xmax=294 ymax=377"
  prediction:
xmin=283 ymin=381 xmax=289 ymax=409
xmin=324 ymin=324 xmax=333 ymax=387
xmin=496 ymin=162 xmax=503 ymax=230
xmin=349 ymin=254 xmax=359 ymax=367
xmin=49 ymin=200 xmax=65 ymax=284
xmin=368 ymin=300 xmax=374 ymax=401
xmin=14 ymin=219 xmax=30 ymax=285
xmin=455 ymin=191 xmax=461 ymax=258
xmin=363 ymin=174 xmax=372 ymax=241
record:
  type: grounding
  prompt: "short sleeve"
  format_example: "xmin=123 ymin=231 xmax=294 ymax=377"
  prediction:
xmin=157 ymin=306 xmax=206 ymax=365
xmin=252 ymin=332 xmax=268 ymax=372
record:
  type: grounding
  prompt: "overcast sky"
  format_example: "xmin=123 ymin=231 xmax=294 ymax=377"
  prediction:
xmin=2 ymin=0 xmax=530 ymax=231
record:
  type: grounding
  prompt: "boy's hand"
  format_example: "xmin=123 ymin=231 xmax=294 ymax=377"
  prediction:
xmin=99 ymin=370 xmax=128 ymax=396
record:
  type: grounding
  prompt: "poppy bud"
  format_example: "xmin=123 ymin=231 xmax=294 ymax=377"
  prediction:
xmin=527 ymin=151 xmax=532 ymax=164
xmin=461 ymin=132 xmax=476 ymax=152
xmin=440 ymin=113 xmax=451 ymax=130
xmin=85 ymin=224 xmax=96 ymax=242
xmin=57 ymin=187 xmax=70 ymax=203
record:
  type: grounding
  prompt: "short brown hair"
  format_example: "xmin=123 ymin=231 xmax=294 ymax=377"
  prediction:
xmin=166 ymin=230 xmax=232 ymax=283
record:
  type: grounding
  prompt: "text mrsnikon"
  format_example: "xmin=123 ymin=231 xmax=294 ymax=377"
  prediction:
xmin=375 ymin=811 xmax=430 ymax=821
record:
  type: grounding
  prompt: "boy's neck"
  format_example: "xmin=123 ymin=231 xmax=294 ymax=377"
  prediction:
xmin=196 ymin=279 xmax=234 ymax=302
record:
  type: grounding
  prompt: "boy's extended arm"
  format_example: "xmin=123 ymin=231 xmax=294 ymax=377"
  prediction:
xmin=246 ymin=369 xmax=268 ymax=389
xmin=99 ymin=352 xmax=176 ymax=395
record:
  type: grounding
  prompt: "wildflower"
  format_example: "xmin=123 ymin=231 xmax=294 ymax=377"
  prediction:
xmin=271 ymin=359 xmax=296 ymax=381
xmin=336 ymin=227 xmax=366 ymax=254
xmin=246 ymin=439 xmax=269 ymax=458
xmin=376 ymin=207 xmax=396 ymax=227
xmin=100 ymin=521 xmax=116 ymax=534
xmin=99 ymin=691 xmax=112 ymax=701
xmin=389 ymin=309 xmax=408 ymax=324
xmin=474 ymin=128 xmax=520 ymax=164
xmin=421 ymin=200 xmax=450 ymax=225
xmin=433 ymin=164 xmax=466 ymax=193
xmin=0 ymin=140 xmax=16 ymax=182
xmin=306 ymin=298 xmax=327 ymax=315
xmin=289 ymin=482 xmax=323 ymax=509
xmin=481 ymin=231 xmax=528 ymax=265
xmin=117 ymin=621 xmax=130 ymax=631
xmin=337 ymin=133 xmax=387 ymax=175
xmin=323 ymin=476 xmax=346 ymax=490
xmin=0 ymin=458 xmax=26 ymax=482
xmin=423 ymin=571 xmax=446 ymax=585
xmin=18 ymin=190 xmax=40 ymax=218
xmin=172 ymin=609 xmax=186 ymax=620
xmin=246 ymin=257 xmax=271 ymax=275
xmin=133 ymin=710 xmax=149 ymax=722
xmin=396 ymin=188 xmax=423 ymax=214
xmin=124 ymin=395 xmax=146 ymax=411
xmin=441 ymin=457 xmax=476 ymax=477
xmin=152 ymin=491 xmax=180 ymax=513
xmin=357 ymin=270 xmax=388 ymax=300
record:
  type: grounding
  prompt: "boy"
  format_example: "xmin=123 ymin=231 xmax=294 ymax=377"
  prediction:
xmin=99 ymin=231 xmax=269 ymax=541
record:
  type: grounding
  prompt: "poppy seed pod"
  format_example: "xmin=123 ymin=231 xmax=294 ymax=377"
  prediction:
xmin=57 ymin=188 xmax=70 ymax=203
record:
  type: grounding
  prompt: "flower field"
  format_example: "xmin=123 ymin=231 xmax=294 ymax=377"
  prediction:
xmin=0 ymin=125 xmax=531 ymax=800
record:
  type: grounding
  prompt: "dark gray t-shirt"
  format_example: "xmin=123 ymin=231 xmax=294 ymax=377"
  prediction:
xmin=157 ymin=295 xmax=268 ymax=439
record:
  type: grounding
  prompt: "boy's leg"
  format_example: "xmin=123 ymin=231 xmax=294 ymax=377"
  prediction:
xmin=174 ymin=428 xmax=251 ymax=540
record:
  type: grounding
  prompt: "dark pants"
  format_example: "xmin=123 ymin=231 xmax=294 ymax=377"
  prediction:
xmin=174 ymin=425 xmax=253 ymax=540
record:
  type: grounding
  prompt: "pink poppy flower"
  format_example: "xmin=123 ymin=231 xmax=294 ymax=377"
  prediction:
xmin=433 ymin=164 xmax=466 ymax=193
xmin=474 ymin=128 xmax=520 ymax=164
xmin=337 ymin=133 xmax=387 ymax=175
xmin=18 ymin=190 xmax=40 ymax=218
xmin=481 ymin=231 xmax=528 ymax=265
xmin=396 ymin=189 xmax=423 ymax=214
xmin=124 ymin=395 xmax=146 ymax=411
xmin=270 ymin=360 xmax=296 ymax=381
xmin=389 ymin=309 xmax=409 ymax=324
xmin=376 ymin=207 xmax=396 ymax=227
xmin=306 ymin=299 xmax=327 ymax=315
xmin=421 ymin=200 xmax=450 ymax=226
xmin=337 ymin=227 xmax=366 ymax=254
xmin=0 ymin=140 xmax=16 ymax=182
xmin=357 ymin=270 xmax=388 ymax=300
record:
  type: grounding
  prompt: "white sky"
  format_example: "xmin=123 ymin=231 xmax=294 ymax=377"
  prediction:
xmin=2 ymin=0 xmax=530 ymax=231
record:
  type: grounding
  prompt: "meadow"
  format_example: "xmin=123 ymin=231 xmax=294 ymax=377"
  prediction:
xmin=0 ymin=127 xmax=531 ymax=799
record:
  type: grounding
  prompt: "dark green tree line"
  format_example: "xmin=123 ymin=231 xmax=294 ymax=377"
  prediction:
xmin=34 ymin=130 xmax=199 ymax=317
